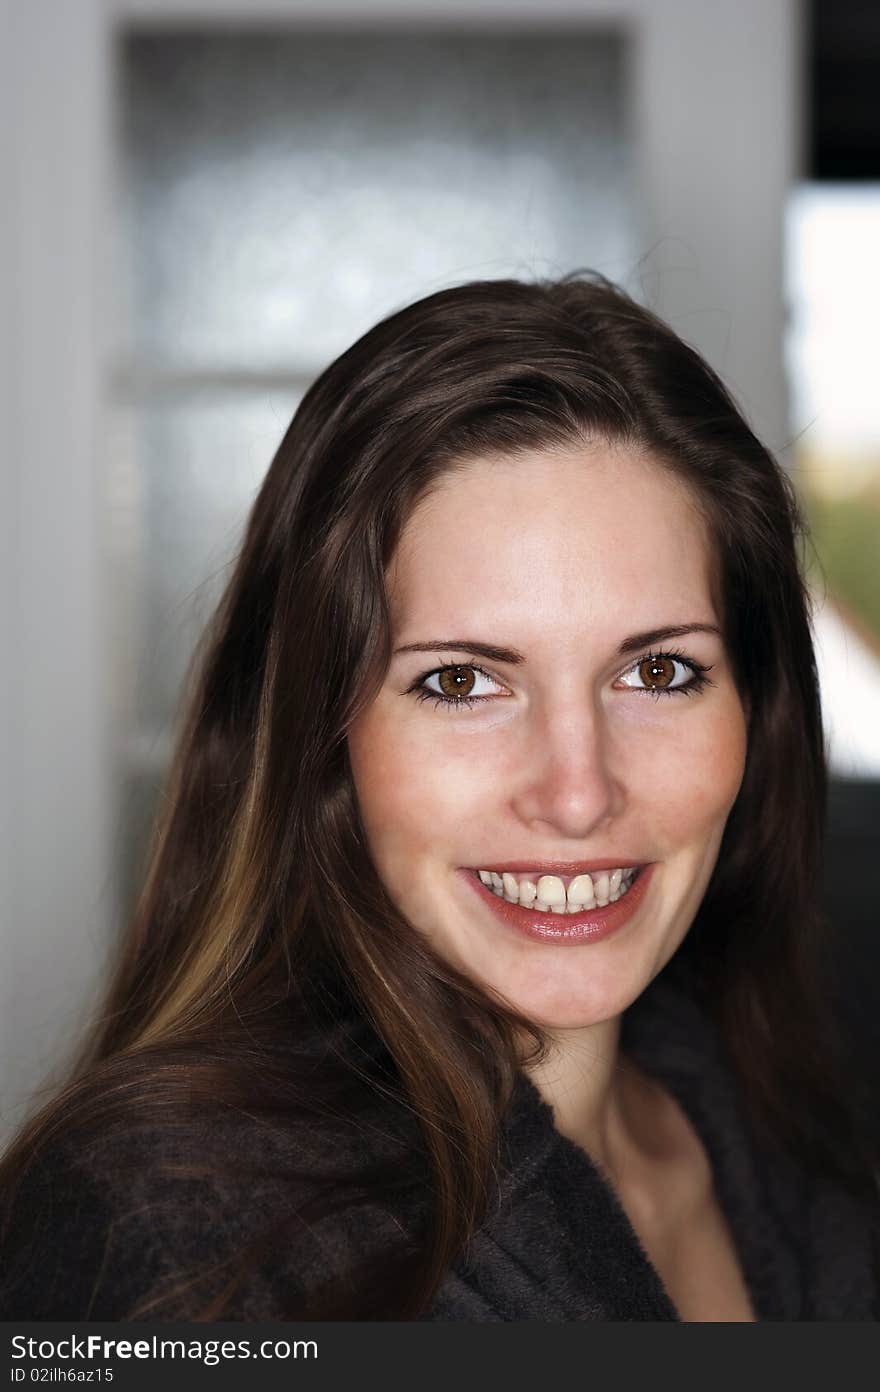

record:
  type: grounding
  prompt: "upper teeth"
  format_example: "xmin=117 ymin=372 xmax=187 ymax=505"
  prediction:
xmin=477 ymin=867 xmax=638 ymax=912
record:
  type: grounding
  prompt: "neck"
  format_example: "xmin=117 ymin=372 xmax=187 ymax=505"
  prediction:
xmin=520 ymin=1014 xmax=656 ymax=1177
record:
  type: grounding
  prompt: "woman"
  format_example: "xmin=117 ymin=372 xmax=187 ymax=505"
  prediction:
xmin=0 ymin=272 xmax=877 ymax=1321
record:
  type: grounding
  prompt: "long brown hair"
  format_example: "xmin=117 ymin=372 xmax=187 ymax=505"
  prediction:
xmin=2 ymin=272 xmax=876 ymax=1318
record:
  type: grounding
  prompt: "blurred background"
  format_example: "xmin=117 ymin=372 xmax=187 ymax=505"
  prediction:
xmin=1 ymin=0 xmax=878 ymax=1142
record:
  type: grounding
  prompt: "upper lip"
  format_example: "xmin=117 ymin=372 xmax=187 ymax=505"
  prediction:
xmin=466 ymin=859 xmax=647 ymax=875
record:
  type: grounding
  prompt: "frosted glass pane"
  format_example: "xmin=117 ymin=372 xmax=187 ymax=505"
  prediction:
xmin=121 ymin=30 xmax=636 ymax=372
xmin=109 ymin=389 xmax=300 ymax=730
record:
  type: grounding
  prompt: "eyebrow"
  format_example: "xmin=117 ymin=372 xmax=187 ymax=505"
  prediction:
xmin=393 ymin=624 xmax=722 ymax=665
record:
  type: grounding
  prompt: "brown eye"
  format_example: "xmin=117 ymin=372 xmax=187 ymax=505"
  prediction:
xmin=621 ymin=651 xmax=712 ymax=700
xmin=412 ymin=662 xmax=507 ymax=712
xmin=638 ymin=655 xmax=676 ymax=691
xmin=438 ymin=665 xmax=476 ymax=698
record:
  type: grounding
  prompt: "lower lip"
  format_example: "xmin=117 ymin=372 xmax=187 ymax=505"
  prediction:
xmin=460 ymin=864 xmax=655 ymax=945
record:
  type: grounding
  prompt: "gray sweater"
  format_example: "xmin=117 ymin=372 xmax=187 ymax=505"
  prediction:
xmin=1 ymin=968 xmax=877 ymax=1321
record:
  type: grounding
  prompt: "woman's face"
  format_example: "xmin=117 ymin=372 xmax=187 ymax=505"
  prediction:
xmin=346 ymin=443 xmax=749 ymax=1029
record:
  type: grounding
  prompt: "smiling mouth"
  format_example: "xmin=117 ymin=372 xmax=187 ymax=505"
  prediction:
xmin=468 ymin=864 xmax=644 ymax=912
xmin=460 ymin=863 xmax=655 ymax=944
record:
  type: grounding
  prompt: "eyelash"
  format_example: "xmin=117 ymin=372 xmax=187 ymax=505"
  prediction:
xmin=407 ymin=649 xmax=715 ymax=714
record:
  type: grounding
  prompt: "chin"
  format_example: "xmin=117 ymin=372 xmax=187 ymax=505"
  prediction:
xmin=447 ymin=952 xmax=652 ymax=1035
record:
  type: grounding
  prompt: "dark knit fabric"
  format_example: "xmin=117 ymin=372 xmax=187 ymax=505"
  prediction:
xmin=1 ymin=966 xmax=877 ymax=1321
xmin=426 ymin=970 xmax=880 ymax=1321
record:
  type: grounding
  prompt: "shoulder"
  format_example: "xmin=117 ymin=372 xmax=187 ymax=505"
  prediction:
xmin=0 ymin=1082 xmax=424 ymax=1320
xmin=0 ymin=1134 xmax=164 ymax=1320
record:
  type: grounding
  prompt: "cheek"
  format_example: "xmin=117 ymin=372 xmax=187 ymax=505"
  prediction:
xmin=347 ymin=703 xmax=489 ymax=864
xmin=615 ymin=694 xmax=747 ymax=830
xmin=666 ymin=700 xmax=748 ymax=832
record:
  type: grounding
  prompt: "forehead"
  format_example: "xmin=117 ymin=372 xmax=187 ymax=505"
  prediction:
xmin=387 ymin=444 xmax=718 ymax=642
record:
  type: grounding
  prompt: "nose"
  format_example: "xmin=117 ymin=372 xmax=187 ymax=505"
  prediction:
xmin=509 ymin=692 xmax=625 ymax=840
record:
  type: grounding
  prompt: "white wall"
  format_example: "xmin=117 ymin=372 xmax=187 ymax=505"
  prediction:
xmin=1 ymin=0 xmax=115 ymax=1139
